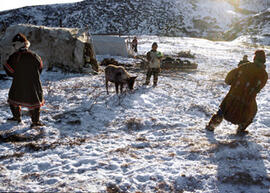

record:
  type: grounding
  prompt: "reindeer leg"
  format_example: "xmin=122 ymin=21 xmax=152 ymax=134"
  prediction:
xmin=106 ymin=79 xmax=109 ymax=95
xmin=120 ymin=83 xmax=123 ymax=93
xmin=115 ymin=83 xmax=119 ymax=95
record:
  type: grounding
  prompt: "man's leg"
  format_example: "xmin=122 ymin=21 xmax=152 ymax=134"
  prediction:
xmin=8 ymin=105 xmax=21 ymax=123
xmin=236 ymin=120 xmax=252 ymax=134
xmin=29 ymin=108 xmax=44 ymax=127
xmin=206 ymin=109 xmax=223 ymax=131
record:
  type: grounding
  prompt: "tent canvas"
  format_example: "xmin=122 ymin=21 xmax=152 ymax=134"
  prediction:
xmin=92 ymin=35 xmax=128 ymax=57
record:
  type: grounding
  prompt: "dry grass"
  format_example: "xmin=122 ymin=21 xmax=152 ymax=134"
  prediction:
xmin=0 ymin=152 xmax=24 ymax=161
xmin=220 ymin=172 xmax=264 ymax=186
xmin=126 ymin=118 xmax=143 ymax=131
xmin=23 ymin=137 xmax=87 ymax=152
xmin=22 ymin=172 xmax=41 ymax=181
xmin=177 ymin=50 xmax=195 ymax=59
xmin=0 ymin=130 xmax=44 ymax=143
xmin=154 ymin=181 xmax=176 ymax=193
xmin=135 ymin=136 xmax=147 ymax=141
xmin=113 ymin=146 xmax=130 ymax=154
xmin=106 ymin=183 xmax=122 ymax=193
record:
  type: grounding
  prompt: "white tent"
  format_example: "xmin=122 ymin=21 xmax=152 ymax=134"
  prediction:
xmin=92 ymin=35 xmax=128 ymax=57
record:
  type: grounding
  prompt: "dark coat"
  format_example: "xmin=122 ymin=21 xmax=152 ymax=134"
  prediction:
xmin=238 ymin=59 xmax=249 ymax=67
xmin=220 ymin=62 xmax=268 ymax=124
xmin=3 ymin=49 xmax=44 ymax=109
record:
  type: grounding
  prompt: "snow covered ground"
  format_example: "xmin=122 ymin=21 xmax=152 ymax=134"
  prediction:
xmin=0 ymin=36 xmax=269 ymax=192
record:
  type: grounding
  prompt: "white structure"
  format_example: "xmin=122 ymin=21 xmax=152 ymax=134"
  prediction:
xmin=92 ymin=35 xmax=128 ymax=57
xmin=0 ymin=24 xmax=96 ymax=72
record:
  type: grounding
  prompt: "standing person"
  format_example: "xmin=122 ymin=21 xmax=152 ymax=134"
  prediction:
xmin=238 ymin=55 xmax=249 ymax=67
xmin=3 ymin=33 xmax=45 ymax=127
xmin=206 ymin=50 xmax=268 ymax=134
xmin=144 ymin=42 xmax=163 ymax=87
xmin=131 ymin=37 xmax=138 ymax=53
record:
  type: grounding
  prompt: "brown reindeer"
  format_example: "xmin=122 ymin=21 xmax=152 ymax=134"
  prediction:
xmin=105 ymin=64 xmax=137 ymax=94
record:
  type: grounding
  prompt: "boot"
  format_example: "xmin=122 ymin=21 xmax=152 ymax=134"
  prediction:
xmin=236 ymin=122 xmax=251 ymax=135
xmin=206 ymin=110 xmax=223 ymax=131
xmin=8 ymin=105 xmax=21 ymax=123
xmin=30 ymin=108 xmax=44 ymax=127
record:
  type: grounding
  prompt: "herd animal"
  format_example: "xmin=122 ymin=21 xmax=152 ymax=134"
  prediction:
xmin=105 ymin=64 xmax=137 ymax=94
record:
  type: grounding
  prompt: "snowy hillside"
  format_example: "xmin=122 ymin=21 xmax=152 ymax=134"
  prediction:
xmin=224 ymin=8 xmax=270 ymax=45
xmin=0 ymin=0 xmax=265 ymax=39
xmin=0 ymin=36 xmax=269 ymax=192
xmin=239 ymin=0 xmax=270 ymax=12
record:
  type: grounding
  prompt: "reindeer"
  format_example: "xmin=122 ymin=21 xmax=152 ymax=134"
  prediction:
xmin=105 ymin=64 xmax=137 ymax=94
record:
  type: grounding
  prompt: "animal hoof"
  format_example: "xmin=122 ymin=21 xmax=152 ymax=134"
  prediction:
xmin=206 ymin=125 xmax=215 ymax=132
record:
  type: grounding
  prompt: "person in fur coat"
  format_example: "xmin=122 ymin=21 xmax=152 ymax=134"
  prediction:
xmin=3 ymin=33 xmax=45 ymax=127
xmin=206 ymin=50 xmax=268 ymax=134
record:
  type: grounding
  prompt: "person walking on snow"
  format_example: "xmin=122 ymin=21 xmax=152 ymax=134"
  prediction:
xmin=144 ymin=42 xmax=163 ymax=87
xmin=206 ymin=50 xmax=268 ymax=134
xmin=3 ymin=33 xmax=45 ymax=127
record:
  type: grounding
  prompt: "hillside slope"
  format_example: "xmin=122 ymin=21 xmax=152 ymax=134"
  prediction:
xmin=0 ymin=0 xmax=248 ymax=39
xmin=224 ymin=9 xmax=270 ymax=45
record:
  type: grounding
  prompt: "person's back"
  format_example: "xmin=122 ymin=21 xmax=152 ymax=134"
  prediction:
xmin=8 ymin=50 xmax=43 ymax=105
xmin=227 ymin=62 xmax=267 ymax=101
xmin=10 ymin=51 xmax=41 ymax=82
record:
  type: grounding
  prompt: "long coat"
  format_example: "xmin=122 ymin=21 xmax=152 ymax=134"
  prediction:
xmin=3 ymin=48 xmax=44 ymax=109
xmin=220 ymin=62 xmax=268 ymax=124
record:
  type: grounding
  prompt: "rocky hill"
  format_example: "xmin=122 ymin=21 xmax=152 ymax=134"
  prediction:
xmin=0 ymin=0 xmax=269 ymax=41
xmin=224 ymin=9 xmax=270 ymax=45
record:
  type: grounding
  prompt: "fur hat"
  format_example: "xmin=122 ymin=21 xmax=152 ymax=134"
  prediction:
xmin=12 ymin=33 xmax=28 ymax=43
xmin=12 ymin=33 xmax=30 ymax=50
xmin=152 ymin=42 xmax=158 ymax=47
xmin=254 ymin=50 xmax=266 ymax=64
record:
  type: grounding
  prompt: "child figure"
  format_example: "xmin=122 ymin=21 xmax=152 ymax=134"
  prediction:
xmin=144 ymin=42 xmax=163 ymax=87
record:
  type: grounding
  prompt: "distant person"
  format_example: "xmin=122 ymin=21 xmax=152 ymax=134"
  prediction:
xmin=206 ymin=50 xmax=268 ymax=134
xmin=3 ymin=33 xmax=45 ymax=127
xmin=144 ymin=42 xmax=163 ymax=87
xmin=238 ymin=55 xmax=249 ymax=67
xmin=131 ymin=37 xmax=138 ymax=53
